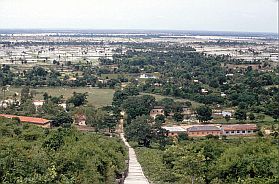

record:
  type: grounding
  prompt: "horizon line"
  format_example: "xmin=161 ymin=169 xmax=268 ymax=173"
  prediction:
xmin=0 ymin=28 xmax=278 ymax=35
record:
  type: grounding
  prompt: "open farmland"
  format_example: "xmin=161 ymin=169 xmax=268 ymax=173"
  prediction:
xmin=3 ymin=87 xmax=115 ymax=107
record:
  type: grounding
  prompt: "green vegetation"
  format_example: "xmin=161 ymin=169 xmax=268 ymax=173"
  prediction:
xmin=140 ymin=93 xmax=202 ymax=109
xmin=135 ymin=138 xmax=279 ymax=184
xmin=109 ymin=48 xmax=279 ymax=122
xmin=1 ymin=37 xmax=279 ymax=184
xmin=196 ymin=106 xmax=213 ymax=122
xmin=0 ymin=118 xmax=127 ymax=184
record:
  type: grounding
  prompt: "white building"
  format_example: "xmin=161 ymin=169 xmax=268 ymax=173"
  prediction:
xmin=139 ymin=74 xmax=157 ymax=79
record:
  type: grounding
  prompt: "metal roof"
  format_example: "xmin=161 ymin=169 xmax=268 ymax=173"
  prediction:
xmin=162 ymin=126 xmax=187 ymax=132
xmin=188 ymin=125 xmax=220 ymax=132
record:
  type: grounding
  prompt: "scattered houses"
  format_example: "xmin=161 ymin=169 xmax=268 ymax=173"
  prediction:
xmin=0 ymin=99 xmax=20 ymax=108
xmin=32 ymin=100 xmax=67 ymax=111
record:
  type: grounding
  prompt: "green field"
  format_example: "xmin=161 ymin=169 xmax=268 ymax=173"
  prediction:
xmin=2 ymin=87 xmax=115 ymax=107
xmin=212 ymin=113 xmax=275 ymax=124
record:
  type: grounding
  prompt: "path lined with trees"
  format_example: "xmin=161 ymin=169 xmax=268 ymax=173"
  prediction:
xmin=120 ymin=133 xmax=150 ymax=184
xmin=117 ymin=112 xmax=150 ymax=184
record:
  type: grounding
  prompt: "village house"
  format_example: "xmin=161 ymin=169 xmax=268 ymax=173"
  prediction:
xmin=0 ymin=114 xmax=51 ymax=128
xmin=182 ymin=107 xmax=195 ymax=118
xmin=187 ymin=125 xmax=222 ymax=137
xmin=33 ymin=100 xmax=45 ymax=111
xmin=221 ymin=92 xmax=226 ymax=97
xmin=33 ymin=100 xmax=67 ymax=111
xmin=121 ymin=82 xmax=129 ymax=90
xmin=153 ymin=82 xmax=162 ymax=87
xmin=59 ymin=103 xmax=67 ymax=110
xmin=225 ymin=73 xmax=234 ymax=77
xmin=150 ymin=106 xmax=164 ymax=119
xmin=74 ymin=114 xmax=87 ymax=126
xmin=201 ymin=88 xmax=209 ymax=94
xmin=213 ymin=111 xmax=233 ymax=117
xmin=139 ymin=73 xmax=157 ymax=79
xmin=221 ymin=124 xmax=258 ymax=136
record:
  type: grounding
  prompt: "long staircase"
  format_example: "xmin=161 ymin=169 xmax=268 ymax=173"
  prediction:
xmin=120 ymin=133 xmax=150 ymax=184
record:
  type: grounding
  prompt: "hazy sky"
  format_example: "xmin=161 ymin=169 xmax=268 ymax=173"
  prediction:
xmin=0 ymin=0 xmax=278 ymax=33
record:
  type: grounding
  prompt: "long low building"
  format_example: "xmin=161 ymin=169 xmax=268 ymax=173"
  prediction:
xmin=163 ymin=124 xmax=258 ymax=137
xmin=187 ymin=125 xmax=222 ymax=137
xmin=221 ymin=124 xmax=258 ymax=136
xmin=0 ymin=114 xmax=51 ymax=128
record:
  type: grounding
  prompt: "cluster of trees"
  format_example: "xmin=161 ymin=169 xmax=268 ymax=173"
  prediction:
xmin=112 ymin=86 xmax=170 ymax=147
xmin=73 ymin=105 xmax=119 ymax=133
xmin=2 ymin=43 xmax=278 ymax=122
xmin=125 ymin=115 xmax=170 ymax=148
xmin=136 ymin=138 xmax=279 ymax=184
xmin=0 ymin=65 xmax=118 ymax=88
xmin=0 ymin=118 xmax=127 ymax=184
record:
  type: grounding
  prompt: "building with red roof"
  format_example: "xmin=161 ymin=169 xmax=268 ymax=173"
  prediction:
xmin=0 ymin=114 xmax=51 ymax=128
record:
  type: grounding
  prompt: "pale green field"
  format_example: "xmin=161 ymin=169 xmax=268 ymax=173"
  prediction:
xmin=212 ymin=113 xmax=275 ymax=124
xmin=2 ymin=87 xmax=115 ymax=107
xmin=140 ymin=92 xmax=202 ymax=108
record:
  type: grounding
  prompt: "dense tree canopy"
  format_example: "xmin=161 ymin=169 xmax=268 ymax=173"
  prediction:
xmin=136 ymin=139 xmax=279 ymax=184
xmin=0 ymin=118 xmax=127 ymax=184
xmin=196 ymin=106 xmax=213 ymax=122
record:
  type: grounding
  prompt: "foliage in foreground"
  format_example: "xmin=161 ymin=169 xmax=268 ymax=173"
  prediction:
xmin=136 ymin=139 xmax=279 ymax=184
xmin=0 ymin=118 xmax=127 ymax=184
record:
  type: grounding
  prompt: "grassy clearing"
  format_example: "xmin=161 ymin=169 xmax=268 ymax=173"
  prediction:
xmin=212 ymin=114 xmax=275 ymax=124
xmin=2 ymin=87 xmax=115 ymax=107
xmin=140 ymin=92 xmax=203 ymax=108
xmin=101 ymin=73 xmax=133 ymax=80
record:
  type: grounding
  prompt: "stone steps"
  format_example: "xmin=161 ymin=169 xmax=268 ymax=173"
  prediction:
xmin=120 ymin=133 xmax=150 ymax=184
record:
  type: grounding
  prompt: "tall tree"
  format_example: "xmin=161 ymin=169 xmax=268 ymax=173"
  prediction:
xmin=235 ymin=109 xmax=247 ymax=121
xmin=196 ymin=106 xmax=213 ymax=123
xmin=125 ymin=115 xmax=152 ymax=147
xmin=67 ymin=92 xmax=88 ymax=107
xmin=20 ymin=87 xmax=31 ymax=103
